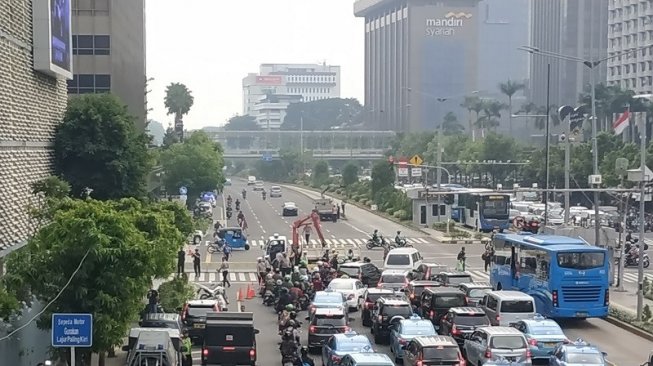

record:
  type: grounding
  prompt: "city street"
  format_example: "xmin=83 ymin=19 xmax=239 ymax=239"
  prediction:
xmin=178 ymin=179 xmax=653 ymax=365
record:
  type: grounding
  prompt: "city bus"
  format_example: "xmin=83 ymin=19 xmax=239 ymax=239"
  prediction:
xmin=458 ymin=191 xmax=510 ymax=231
xmin=490 ymin=233 xmax=609 ymax=319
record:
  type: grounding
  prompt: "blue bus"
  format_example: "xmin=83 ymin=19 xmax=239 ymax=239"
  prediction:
xmin=490 ymin=233 xmax=609 ymax=319
xmin=458 ymin=191 xmax=511 ymax=231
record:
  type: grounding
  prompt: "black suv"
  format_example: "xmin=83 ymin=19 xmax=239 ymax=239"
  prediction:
xmin=307 ymin=308 xmax=349 ymax=353
xmin=360 ymin=288 xmax=397 ymax=327
xmin=433 ymin=271 xmax=473 ymax=287
xmin=402 ymin=336 xmax=464 ymax=366
xmin=439 ymin=307 xmax=490 ymax=345
xmin=202 ymin=312 xmax=259 ymax=366
xmin=338 ymin=261 xmax=382 ymax=287
xmin=404 ymin=281 xmax=440 ymax=307
xmin=409 ymin=263 xmax=448 ymax=281
xmin=418 ymin=287 xmax=468 ymax=328
xmin=371 ymin=297 xmax=413 ymax=344
xmin=182 ymin=299 xmax=221 ymax=343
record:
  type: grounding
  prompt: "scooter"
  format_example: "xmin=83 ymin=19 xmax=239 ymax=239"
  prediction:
xmin=262 ymin=191 xmax=267 ymax=200
xmin=263 ymin=290 xmax=276 ymax=306
xmin=624 ymin=252 xmax=651 ymax=268
xmin=394 ymin=236 xmax=412 ymax=248
xmin=366 ymin=236 xmax=389 ymax=250
xmin=207 ymin=239 xmax=224 ymax=254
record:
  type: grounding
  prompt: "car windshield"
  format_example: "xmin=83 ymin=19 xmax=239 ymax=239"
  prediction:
xmin=468 ymin=288 xmax=492 ymax=298
xmin=454 ymin=315 xmax=490 ymax=326
xmin=383 ymin=305 xmax=412 ymax=317
xmin=530 ymin=325 xmax=564 ymax=336
xmin=315 ymin=315 xmax=346 ymax=327
xmin=423 ymin=347 xmax=459 ymax=360
xmin=490 ymin=335 xmax=527 ymax=349
xmin=386 ymin=254 xmax=410 ymax=265
xmin=482 ymin=198 xmax=509 ymax=217
xmin=339 ymin=267 xmax=360 ymax=277
xmin=434 ymin=295 xmax=466 ymax=308
xmin=366 ymin=293 xmax=391 ymax=302
xmin=566 ymin=352 xmax=603 ymax=364
xmin=402 ymin=324 xmax=435 ymax=335
xmin=500 ymin=300 xmax=534 ymax=313
xmin=337 ymin=341 xmax=371 ymax=352
xmin=329 ymin=281 xmax=354 ymax=290
xmin=187 ymin=306 xmax=213 ymax=317
xmin=446 ymin=276 xmax=472 ymax=285
xmin=315 ymin=294 xmax=343 ymax=303
xmin=557 ymin=252 xmax=605 ymax=270
xmin=381 ymin=275 xmax=406 ymax=283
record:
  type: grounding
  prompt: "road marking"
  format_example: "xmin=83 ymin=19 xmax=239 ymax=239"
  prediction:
xmin=346 ymin=239 xmax=355 ymax=245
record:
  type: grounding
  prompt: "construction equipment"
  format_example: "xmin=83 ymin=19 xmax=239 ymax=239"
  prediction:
xmin=292 ymin=210 xmax=360 ymax=262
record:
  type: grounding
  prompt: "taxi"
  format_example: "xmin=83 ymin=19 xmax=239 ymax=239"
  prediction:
xmin=309 ymin=289 xmax=347 ymax=315
xmin=389 ymin=314 xmax=436 ymax=361
xmin=549 ymin=338 xmax=608 ymax=366
xmin=321 ymin=331 xmax=374 ymax=366
xmin=509 ymin=314 xmax=568 ymax=359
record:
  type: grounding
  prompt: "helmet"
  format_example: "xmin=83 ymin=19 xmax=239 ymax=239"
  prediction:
xmin=312 ymin=267 xmax=319 ymax=273
xmin=285 ymin=304 xmax=294 ymax=311
xmin=397 ymin=230 xmax=401 ymax=234
xmin=266 ymin=273 xmax=273 ymax=279
xmin=300 ymin=260 xmax=307 ymax=267
xmin=316 ymin=261 xmax=324 ymax=266
xmin=300 ymin=275 xmax=309 ymax=282
xmin=257 ymin=257 xmax=262 ymax=262
xmin=294 ymin=282 xmax=301 ymax=287
xmin=276 ymin=280 xmax=282 ymax=285
xmin=374 ymin=229 xmax=378 ymax=233
xmin=290 ymin=311 xmax=297 ymax=319
xmin=284 ymin=275 xmax=291 ymax=281
xmin=330 ymin=268 xmax=336 ymax=273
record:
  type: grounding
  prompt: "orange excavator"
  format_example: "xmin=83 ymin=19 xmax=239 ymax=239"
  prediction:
xmin=291 ymin=209 xmax=361 ymax=262
xmin=292 ymin=210 xmax=326 ymax=259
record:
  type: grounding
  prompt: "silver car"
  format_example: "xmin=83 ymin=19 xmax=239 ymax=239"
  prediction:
xmin=463 ymin=326 xmax=532 ymax=365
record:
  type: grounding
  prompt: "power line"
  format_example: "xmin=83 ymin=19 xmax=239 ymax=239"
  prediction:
xmin=0 ymin=248 xmax=92 ymax=342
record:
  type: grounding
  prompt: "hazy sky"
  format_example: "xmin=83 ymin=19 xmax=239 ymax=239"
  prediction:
xmin=146 ymin=0 xmax=364 ymax=130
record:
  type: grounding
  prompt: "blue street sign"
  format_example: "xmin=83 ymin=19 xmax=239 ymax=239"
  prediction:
xmin=262 ymin=152 xmax=272 ymax=162
xmin=52 ymin=313 xmax=93 ymax=347
xmin=179 ymin=186 xmax=188 ymax=195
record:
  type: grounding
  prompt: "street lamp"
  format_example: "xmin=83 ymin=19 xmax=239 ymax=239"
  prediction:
xmin=519 ymin=44 xmax=653 ymax=247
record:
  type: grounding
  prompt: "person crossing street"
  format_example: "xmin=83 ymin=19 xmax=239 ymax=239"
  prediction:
xmin=219 ymin=256 xmax=231 ymax=287
xmin=192 ymin=248 xmax=201 ymax=277
xmin=303 ymin=225 xmax=312 ymax=245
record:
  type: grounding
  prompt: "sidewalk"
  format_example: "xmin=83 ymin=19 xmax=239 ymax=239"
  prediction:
xmin=422 ymin=227 xmax=490 ymax=245
xmin=90 ymin=350 xmax=127 ymax=366
xmin=610 ymin=288 xmax=653 ymax=313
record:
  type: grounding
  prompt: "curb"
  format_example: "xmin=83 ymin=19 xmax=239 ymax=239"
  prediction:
xmin=605 ymin=315 xmax=653 ymax=342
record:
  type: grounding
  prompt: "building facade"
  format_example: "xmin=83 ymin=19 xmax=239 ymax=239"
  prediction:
xmin=68 ymin=0 xmax=147 ymax=130
xmin=607 ymin=0 xmax=653 ymax=95
xmin=254 ymin=94 xmax=304 ymax=130
xmin=242 ymin=63 xmax=341 ymax=123
xmin=529 ymin=0 xmax=608 ymax=108
xmin=0 ymin=1 xmax=68 ymax=252
xmin=355 ymin=0 xmax=482 ymax=132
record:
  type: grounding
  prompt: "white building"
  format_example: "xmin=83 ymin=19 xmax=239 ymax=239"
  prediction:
xmin=254 ymin=94 xmax=303 ymax=130
xmin=607 ymin=0 xmax=653 ymax=94
xmin=242 ymin=63 xmax=341 ymax=127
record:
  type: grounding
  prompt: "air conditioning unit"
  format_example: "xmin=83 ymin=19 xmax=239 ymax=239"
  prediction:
xmin=588 ymin=175 xmax=602 ymax=185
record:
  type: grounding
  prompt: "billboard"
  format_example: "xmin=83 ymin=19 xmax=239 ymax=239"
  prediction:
xmin=33 ymin=0 xmax=73 ymax=79
xmin=256 ymin=75 xmax=283 ymax=85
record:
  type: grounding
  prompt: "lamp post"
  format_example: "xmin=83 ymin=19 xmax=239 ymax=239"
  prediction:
xmin=519 ymin=44 xmax=652 ymax=246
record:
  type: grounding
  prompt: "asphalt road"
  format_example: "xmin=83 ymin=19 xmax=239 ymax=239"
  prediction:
xmin=181 ymin=179 xmax=653 ymax=365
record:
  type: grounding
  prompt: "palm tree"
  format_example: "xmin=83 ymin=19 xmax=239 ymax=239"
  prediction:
xmin=476 ymin=99 xmax=506 ymax=137
xmin=499 ymin=80 xmax=525 ymax=137
xmin=441 ymin=112 xmax=465 ymax=135
xmin=461 ymin=95 xmax=481 ymax=138
xmin=164 ymin=82 xmax=194 ymax=131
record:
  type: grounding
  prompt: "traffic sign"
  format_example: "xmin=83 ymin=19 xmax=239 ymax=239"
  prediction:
xmin=411 ymin=167 xmax=422 ymax=177
xmin=179 ymin=186 xmax=187 ymax=195
xmin=397 ymin=167 xmax=409 ymax=177
xmin=52 ymin=313 xmax=93 ymax=347
xmin=409 ymin=155 xmax=423 ymax=166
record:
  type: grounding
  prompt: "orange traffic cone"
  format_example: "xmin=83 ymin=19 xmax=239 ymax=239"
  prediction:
xmin=247 ymin=283 xmax=255 ymax=299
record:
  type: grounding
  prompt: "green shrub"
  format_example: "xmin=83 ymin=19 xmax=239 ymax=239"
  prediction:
xmin=644 ymin=305 xmax=652 ymax=322
xmin=157 ymin=275 xmax=195 ymax=312
xmin=433 ymin=221 xmax=455 ymax=231
xmin=473 ymin=233 xmax=484 ymax=240
xmin=393 ymin=210 xmax=407 ymax=219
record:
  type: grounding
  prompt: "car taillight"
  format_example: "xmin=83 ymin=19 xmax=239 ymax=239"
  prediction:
xmin=249 ymin=349 xmax=256 ymax=360
xmin=331 ymin=355 xmax=342 ymax=362
xmin=377 ymin=282 xmax=383 ymax=288
xmin=484 ymin=349 xmax=492 ymax=358
xmin=526 ymin=349 xmax=532 ymax=359
xmin=604 ymin=289 xmax=609 ymax=306
xmin=309 ymin=325 xmax=316 ymax=333
xmin=214 ymin=304 xmax=220 ymax=312
xmin=465 ymin=296 xmax=469 ymax=304
xmin=528 ymin=338 xmax=538 ymax=346
xmin=552 ymin=290 xmax=559 ymax=307
xmin=365 ymin=301 xmax=372 ymax=309
xmin=451 ymin=325 xmax=461 ymax=335
xmin=398 ymin=338 xmax=408 ymax=345
xmin=410 ymin=293 xmax=415 ymax=299
xmin=430 ymin=310 xmax=436 ymax=319
xmin=223 ymin=346 xmax=235 ymax=351
xmin=309 ymin=305 xmax=316 ymax=313
xmin=416 ymin=361 xmax=423 ymax=366
xmin=457 ymin=353 xmax=466 ymax=366
xmin=495 ymin=314 xmax=500 ymax=323
xmin=202 ymin=348 xmax=209 ymax=356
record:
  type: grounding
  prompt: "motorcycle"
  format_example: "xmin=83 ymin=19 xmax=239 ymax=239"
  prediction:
xmin=195 ymin=283 xmax=228 ymax=308
xmin=624 ymin=252 xmax=651 ymax=268
xmin=297 ymin=294 xmax=310 ymax=310
xmin=263 ymin=290 xmax=276 ymax=306
xmin=262 ymin=191 xmax=267 ymax=200
xmin=242 ymin=190 xmax=247 ymax=199
xmin=394 ymin=236 xmax=412 ymax=248
xmin=207 ymin=239 xmax=224 ymax=254
xmin=366 ymin=236 xmax=390 ymax=250
xmin=235 ymin=202 xmax=241 ymax=211
xmin=226 ymin=209 xmax=232 ymax=219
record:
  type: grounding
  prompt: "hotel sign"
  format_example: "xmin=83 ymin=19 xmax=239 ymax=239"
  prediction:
xmin=425 ymin=12 xmax=472 ymax=37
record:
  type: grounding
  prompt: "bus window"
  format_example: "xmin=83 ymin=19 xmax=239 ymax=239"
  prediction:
xmin=557 ymin=252 xmax=605 ymax=270
xmin=537 ymin=257 xmax=550 ymax=280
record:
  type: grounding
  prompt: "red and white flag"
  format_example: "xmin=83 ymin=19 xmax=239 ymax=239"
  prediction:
xmin=613 ymin=106 xmax=630 ymax=135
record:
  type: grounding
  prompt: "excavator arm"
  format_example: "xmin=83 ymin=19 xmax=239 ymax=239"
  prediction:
xmin=291 ymin=210 xmax=326 ymax=252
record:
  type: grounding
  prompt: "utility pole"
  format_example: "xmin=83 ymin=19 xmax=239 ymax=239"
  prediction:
xmin=300 ymin=114 xmax=304 ymax=175
xmin=590 ymin=69 xmax=601 ymax=247
xmin=544 ymin=64 xmax=551 ymax=227
xmin=436 ymin=129 xmax=443 ymax=222
xmin=564 ymin=113 xmax=571 ymax=225
xmin=637 ymin=115 xmax=647 ymax=321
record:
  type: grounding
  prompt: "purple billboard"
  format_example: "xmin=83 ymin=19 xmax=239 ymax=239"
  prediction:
xmin=50 ymin=0 xmax=71 ymax=72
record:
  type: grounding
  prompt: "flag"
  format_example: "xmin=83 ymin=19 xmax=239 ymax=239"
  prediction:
xmin=613 ymin=106 xmax=630 ymax=135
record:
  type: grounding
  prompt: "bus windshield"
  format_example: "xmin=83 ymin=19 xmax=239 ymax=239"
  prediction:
xmin=557 ymin=252 xmax=605 ymax=270
xmin=482 ymin=198 xmax=508 ymax=217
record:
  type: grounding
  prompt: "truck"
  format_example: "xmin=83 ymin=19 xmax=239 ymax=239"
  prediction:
xmin=202 ymin=312 xmax=259 ymax=366
xmin=123 ymin=328 xmax=183 ymax=366
xmin=314 ymin=197 xmax=338 ymax=222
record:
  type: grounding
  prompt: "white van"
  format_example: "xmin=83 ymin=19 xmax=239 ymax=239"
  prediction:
xmin=478 ymin=290 xmax=536 ymax=326
xmin=247 ymin=176 xmax=256 ymax=186
xmin=383 ymin=247 xmax=423 ymax=271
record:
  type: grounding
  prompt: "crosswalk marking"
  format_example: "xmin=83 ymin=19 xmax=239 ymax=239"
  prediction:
xmin=236 ymin=237 xmax=430 ymax=248
xmin=175 ymin=272 xmax=259 ymax=283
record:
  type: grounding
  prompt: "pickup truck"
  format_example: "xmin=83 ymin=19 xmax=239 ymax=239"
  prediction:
xmin=314 ymin=198 xmax=338 ymax=222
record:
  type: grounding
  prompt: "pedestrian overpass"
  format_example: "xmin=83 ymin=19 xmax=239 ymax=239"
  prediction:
xmin=206 ymin=130 xmax=396 ymax=160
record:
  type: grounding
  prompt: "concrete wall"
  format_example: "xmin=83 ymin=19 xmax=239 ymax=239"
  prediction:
xmin=0 ymin=0 xmax=69 ymax=252
xmin=542 ymin=225 xmax=620 ymax=247
xmin=412 ymin=198 xmax=450 ymax=227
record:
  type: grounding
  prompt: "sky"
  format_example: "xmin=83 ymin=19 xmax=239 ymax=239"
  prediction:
xmin=146 ymin=0 xmax=364 ymax=130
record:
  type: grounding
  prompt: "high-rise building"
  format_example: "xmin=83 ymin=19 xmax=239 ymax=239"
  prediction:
xmin=355 ymin=0 xmax=482 ymax=132
xmin=242 ymin=63 xmax=341 ymax=122
xmin=0 ymin=1 xmax=69 ymax=253
xmin=607 ymin=0 xmax=653 ymax=95
xmin=68 ymin=0 xmax=147 ymax=130
xmin=529 ymin=0 xmax=608 ymax=108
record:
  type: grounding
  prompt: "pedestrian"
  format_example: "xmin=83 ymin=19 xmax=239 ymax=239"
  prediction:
xmin=341 ymin=201 xmax=346 ymax=217
xmin=482 ymin=246 xmax=494 ymax=272
xmin=177 ymin=247 xmax=186 ymax=276
xmin=303 ymin=225 xmax=312 ymax=245
xmin=256 ymin=258 xmax=267 ymax=285
xmin=336 ymin=204 xmax=341 ymax=219
xmin=457 ymin=247 xmax=466 ymax=271
xmin=192 ymin=248 xmax=201 ymax=277
xmin=280 ymin=253 xmax=292 ymax=276
xmin=181 ymin=330 xmax=193 ymax=366
xmin=223 ymin=242 xmax=232 ymax=261
xmin=219 ymin=256 xmax=231 ymax=287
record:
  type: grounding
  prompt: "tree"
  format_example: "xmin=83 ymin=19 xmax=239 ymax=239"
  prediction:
xmin=164 ymin=82 xmax=194 ymax=121
xmin=53 ymin=94 xmax=153 ymax=200
xmin=146 ymin=120 xmax=166 ymax=146
xmin=161 ymin=131 xmax=225 ymax=201
xmin=4 ymin=198 xmax=188 ymax=365
xmin=499 ymin=80 xmax=525 ymax=136
xmin=282 ymin=98 xmax=364 ymax=130
xmin=162 ymin=124 xmax=179 ymax=148
xmin=224 ymin=114 xmax=260 ymax=131
xmin=312 ymin=160 xmax=330 ymax=187
xmin=342 ymin=163 xmax=359 ymax=187
xmin=441 ymin=112 xmax=465 ymax=135
xmin=371 ymin=160 xmax=394 ymax=198
xmin=476 ymin=99 xmax=506 ymax=135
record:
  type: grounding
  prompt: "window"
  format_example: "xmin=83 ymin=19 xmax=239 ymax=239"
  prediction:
xmin=67 ymin=74 xmax=112 ymax=94
xmin=557 ymin=252 xmax=605 ymax=269
xmin=72 ymin=35 xmax=111 ymax=55
xmin=500 ymin=300 xmax=534 ymax=312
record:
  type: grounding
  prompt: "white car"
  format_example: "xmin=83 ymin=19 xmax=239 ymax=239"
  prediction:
xmin=270 ymin=186 xmax=282 ymax=198
xmin=327 ymin=278 xmax=366 ymax=311
xmin=253 ymin=181 xmax=264 ymax=191
xmin=282 ymin=202 xmax=298 ymax=216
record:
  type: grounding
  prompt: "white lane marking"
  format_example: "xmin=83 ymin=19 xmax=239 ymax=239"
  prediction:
xmin=339 ymin=239 xmax=348 ymax=245
xmin=238 ymin=272 xmax=246 ymax=281
xmin=346 ymin=239 xmax=355 ymax=245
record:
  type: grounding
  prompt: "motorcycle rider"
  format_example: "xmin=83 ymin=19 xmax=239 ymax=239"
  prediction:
xmin=226 ymin=205 xmax=233 ymax=219
xmin=395 ymin=230 xmax=404 ymax=246
xmin=242 ymin=189 xmax=247 ymax=199
xmin=279 ymin=326 xmax=298 ymax=363
xmin=282 ymin=275 xmax=293 ymax=290
xmin=237 ymin=210 xmax=245 ymax=222
xmin=346 ymin=249 xmax=354 ymax=262
xmin=371 ymin=229 xmax=380 ymax=245
xmin=629 ymin=243 xmax=641 ymax=263
xmin=297 ymin=346 xmax=315 ymax=366
xmin=329 ymin=253 xmax=339 ymax=270
xmin=262 ymin=189 xmax=267 ymax=200
xmin=311 ymin=272 xmax=324 ymax=291
xmin=290 ymin=282 xmax=304 ymax=305
xmin=235 ymin=198 xmax=241 ymax=211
